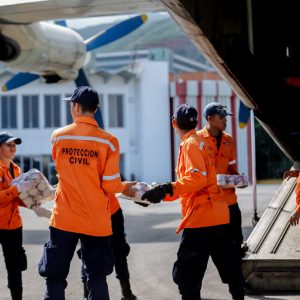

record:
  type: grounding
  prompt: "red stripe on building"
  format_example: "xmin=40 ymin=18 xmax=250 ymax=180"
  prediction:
xmin=176 ymin=81 xmax=187 ymax=104
xmin=169 ymin=96 xmax=176 ymax=181
xmin=197 ymin=81 xmax=203 ymax=129
xmin=230 ymin=91 xmax=237 ymax=151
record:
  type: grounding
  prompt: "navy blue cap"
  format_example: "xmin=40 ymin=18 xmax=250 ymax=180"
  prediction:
xmin=173 ymin=104 xmax=198 ymax=122
xmin=203 ymin=102 xmax=233 ymax=118
xmin=62 ymin=86 xmax=99 ymax=107
xmin=0 ymin=132 xmax=21 ymax=144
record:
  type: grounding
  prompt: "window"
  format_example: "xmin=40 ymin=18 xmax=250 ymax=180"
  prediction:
xmin=108 ymin=94 xmax=124 ymax=128
xmin=15 ymin=155 xmax=58 ymax=185
xmin=119 ymin=153 xmax=125 ymax=179
xmin=97 ymin=94 xmax=104 ymax=125
xmin=1 ymin=95 xmax=17 ymax=128
xmin=45 ymin=95 xmax=60 ymax=127
xmin=23 ymin=95 xmax=39 ymax=128
xmin=64 ymin=94 xmax=73 ymax=125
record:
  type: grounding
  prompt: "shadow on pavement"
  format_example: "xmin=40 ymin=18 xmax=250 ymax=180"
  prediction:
xmin=23 ymin=212 xmax=182 ymax=245
xmin=124 ymin=212 xmax=182 ymax=244
xmin=23 ymin=230 xmax=49 ymax=244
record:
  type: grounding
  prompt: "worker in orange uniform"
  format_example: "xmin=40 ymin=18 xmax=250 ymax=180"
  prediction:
xmin=38 ymin=86 xmax=135 ymax=300
xmin=79 ymin=193 xmax=137 ymax=300
xmin=141 ymin=104 xmax=245 ymax=300
xmin=283 ymin=169 xmax=300 ymax=225
xmin=198 ymin=102 xmax=244 ymax=256
xmin=0 ymin=132 xmax=37 ymax=300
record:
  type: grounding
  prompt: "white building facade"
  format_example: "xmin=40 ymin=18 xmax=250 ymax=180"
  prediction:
xmin=0 ymin=60 xmax=171 ymax=184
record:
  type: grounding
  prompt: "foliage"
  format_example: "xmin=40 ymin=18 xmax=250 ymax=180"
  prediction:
xmin=255 ymin=120 xmax=292 ymax=179
xmin=77 ymin=14 xmax=206 ymax=62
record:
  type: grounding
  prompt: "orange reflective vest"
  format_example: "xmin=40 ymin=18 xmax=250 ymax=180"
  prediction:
xmin=168 ymin=129 xmax=229 ymax=234
xmin=296 ymin=176 xmax=300 ymax=212
xmin=50 ymin=116 xmax=126 ymax=236
xmin=197 ymin=126 xmax=238 ymax=206
xmin=110 ymin=194 xmax=121 ymax=215
xmin=0 ymin=159 xmax=23 ymax=229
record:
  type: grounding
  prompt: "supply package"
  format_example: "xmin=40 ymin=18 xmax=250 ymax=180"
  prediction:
xmin=217 ymin=174 xmax=249 ymax=188
xmin=117 ymin=182 xmax=152 ymax=205
xmin=12 ymin=168 xmax=55 ymax=208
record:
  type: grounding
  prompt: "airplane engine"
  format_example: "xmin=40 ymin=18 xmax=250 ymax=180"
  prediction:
xmin=0 ymin=22 xmax=87 ymax=81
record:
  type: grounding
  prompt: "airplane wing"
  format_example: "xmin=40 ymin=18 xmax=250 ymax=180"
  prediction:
xmin=0 ymin=0 xmax=162 ymax=24
xmin=1 ymin=0 xmax=298 ymax=165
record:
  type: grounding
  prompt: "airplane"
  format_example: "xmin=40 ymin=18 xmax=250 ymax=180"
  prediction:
xmin=0 ymin=15 xmax=148 ymax=91
xmin=159 ymin=0 xmax=300 ymax=168
xmin=0 ymin=0 xmax=298 ymax=170
xmin=0 ymin=10 xmax=148 ymax=127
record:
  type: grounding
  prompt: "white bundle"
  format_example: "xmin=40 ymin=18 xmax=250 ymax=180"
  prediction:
xmin=217 ymin=174 xmax=248 ymax=189
xmin=12 ymin=168 xmax=55 ymax=209
xmin=117 ymin=182 xmax=152 ymax=205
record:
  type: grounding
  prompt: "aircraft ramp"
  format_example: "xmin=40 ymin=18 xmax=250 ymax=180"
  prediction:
xmin=243 ymin=177 xmax=300 ymax=292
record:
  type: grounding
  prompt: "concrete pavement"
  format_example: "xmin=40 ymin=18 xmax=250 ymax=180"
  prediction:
xmin=1 ymin=184 xmax=299 ymax=299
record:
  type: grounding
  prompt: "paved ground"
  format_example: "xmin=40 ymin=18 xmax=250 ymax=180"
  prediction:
xmin=1 ymin=184 xmax=299 ymax=300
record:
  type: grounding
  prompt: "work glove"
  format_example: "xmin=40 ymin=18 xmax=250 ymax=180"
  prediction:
xmin=32 ymin=205 xmax=52 ymax=219
xmin=141 ymin=182 xmax=173 ymax=204
xmin=15 ymin=179 xmax=37 ymax=193
xmin=134 ymin=201 xmax=149 ymax=207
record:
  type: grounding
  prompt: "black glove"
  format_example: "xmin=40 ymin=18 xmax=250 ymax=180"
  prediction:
xmin=141 ymin=182 xmax=173 ymax=203
xmin=134 ymin=201 xmax=149 ymax=207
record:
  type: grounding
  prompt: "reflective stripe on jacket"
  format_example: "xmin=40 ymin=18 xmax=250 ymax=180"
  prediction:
xmin=50 ymin=116 xmax=125 ymax=236
xmin=169 ymin=129 xmax=229 ymax=234
xmin=197 ymin=126 xmax=238 ymax=206
xmin=0 ymin=159 xmax=22 ymax=229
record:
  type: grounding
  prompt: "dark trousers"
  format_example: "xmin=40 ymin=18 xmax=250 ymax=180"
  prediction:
xmin=0 ymin=227 xmax=26 ymax=298
xmin=229 ymin=203 xmax=244 ymax=252
xmin=39 ymin=226 xmax=114 ymax=300
xmin=172 ymin=225 xmax=245 ymax=300
xmin=81 ymin=208 xmax=130 ymax=282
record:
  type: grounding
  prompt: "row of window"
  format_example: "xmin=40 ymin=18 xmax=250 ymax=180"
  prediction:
xmin=1 ymin=94 xmax=124 ymax=129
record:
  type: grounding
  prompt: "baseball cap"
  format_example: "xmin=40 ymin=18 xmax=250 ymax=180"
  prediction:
xmin=173 ymin=104 xmax=198 ymax=122
xmin=203 ymin=102 xmax=233 ymax=118
xmin=0 ymin=132 xmax=22 ymax=144
xmin=62 ymin=86 xmax=99 ymax=107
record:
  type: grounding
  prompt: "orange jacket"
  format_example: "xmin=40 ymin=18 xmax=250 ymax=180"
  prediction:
xmin=296 ymin=176 xmax=300 ymax=212
xmin=0 ymin=159 xmax=23 ymax=229
xmin=110 ymin=194 xmax=121 ymax=215
xmin=197 ymin=126 xmax=238 ymax=206
xmin=50 ymin=116 xmax=126 ymax=236
xmin=166 ymin=129 xmax=229 ymax=234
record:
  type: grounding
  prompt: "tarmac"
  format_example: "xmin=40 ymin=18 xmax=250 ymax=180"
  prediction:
xmin=1 ymin=184 xmax=300 ymax=300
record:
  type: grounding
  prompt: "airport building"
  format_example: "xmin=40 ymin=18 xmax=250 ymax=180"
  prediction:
xmin=0 ymin=48 xmax=252 ymax=184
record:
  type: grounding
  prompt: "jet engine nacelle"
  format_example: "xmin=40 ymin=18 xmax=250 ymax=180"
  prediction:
xmin=0 ymin=22 xmax=87 ymax=81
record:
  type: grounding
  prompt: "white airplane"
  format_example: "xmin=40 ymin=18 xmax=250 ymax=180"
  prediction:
xmin=0 ymin=1 xmax=153 ymax=90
